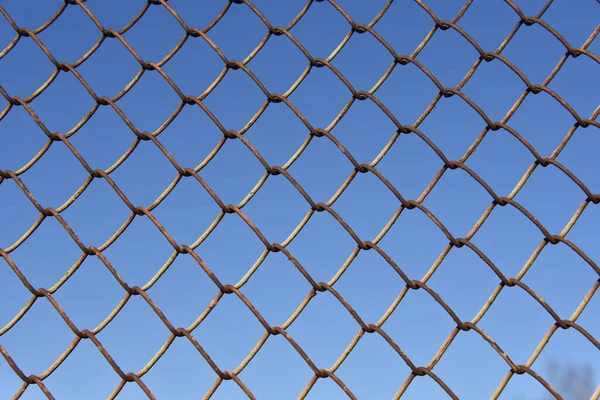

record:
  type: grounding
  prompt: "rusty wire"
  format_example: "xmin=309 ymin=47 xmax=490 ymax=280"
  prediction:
xmin=0 ymin=0 xmax=599 ymax=399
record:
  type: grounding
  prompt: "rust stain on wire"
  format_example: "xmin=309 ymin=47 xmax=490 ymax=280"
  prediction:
xmin=0 ymin=0 xmax=599 ymax=399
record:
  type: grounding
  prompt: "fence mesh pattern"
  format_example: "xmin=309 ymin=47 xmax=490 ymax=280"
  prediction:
xmin=1 ymin=0 xmax=599 ymax=399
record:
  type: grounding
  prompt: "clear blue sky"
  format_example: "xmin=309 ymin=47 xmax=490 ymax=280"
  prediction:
xmin=0 ymin=0 xmax=599 ymax=399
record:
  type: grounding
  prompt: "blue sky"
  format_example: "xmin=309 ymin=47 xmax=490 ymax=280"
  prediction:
xmin=0 ymin=0 xmax=599 ymax=399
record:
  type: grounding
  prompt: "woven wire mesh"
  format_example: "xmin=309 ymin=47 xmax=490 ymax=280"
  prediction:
xmin=0 ymin=0 xmax=599 ymax=399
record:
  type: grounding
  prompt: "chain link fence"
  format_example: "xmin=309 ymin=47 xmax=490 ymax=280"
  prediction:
xmin=0 ymin=0 xmax=599 ymax=399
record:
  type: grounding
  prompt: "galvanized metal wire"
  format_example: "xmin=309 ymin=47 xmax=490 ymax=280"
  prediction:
xmin=1 ymin=0 xmax=599 ymax=399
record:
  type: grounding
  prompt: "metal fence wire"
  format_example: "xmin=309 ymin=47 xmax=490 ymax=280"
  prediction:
xmin=1 ymin=0 xmax=599 ymax=399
